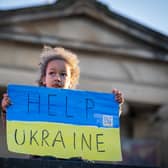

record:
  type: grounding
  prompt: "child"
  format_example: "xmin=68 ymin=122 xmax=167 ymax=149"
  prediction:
xmin=1 ymin=45 xmax=124 ymax=113
xmin=1 ymin=46 xmax=124 ymax=159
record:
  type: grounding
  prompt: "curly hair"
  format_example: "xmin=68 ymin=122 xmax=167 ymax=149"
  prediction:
xmin=37 ymin=46 xmax=80 ymax=88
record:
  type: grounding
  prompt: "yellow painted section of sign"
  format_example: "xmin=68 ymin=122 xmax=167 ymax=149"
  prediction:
xmin=7 ymin=121 xmax=122 ymax=161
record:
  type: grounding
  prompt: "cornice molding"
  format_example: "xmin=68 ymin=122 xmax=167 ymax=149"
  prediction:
xmin=0 ymin=31 xmax=167 ymax=62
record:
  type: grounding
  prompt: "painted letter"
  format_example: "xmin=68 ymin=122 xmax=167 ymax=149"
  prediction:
xmin=30 ymin=130 xmax=39 ymax=146
xmin=81 ymin=133 xmax=92 ymax=151
xmin=85 ymin=98 xmax=95 ymax=118
xmin=96 ymin=133 xmax=105 ymax=152
xmin=41 ymin=129 xmax=49 ymax=146
xmin=52 ymin=130 xmax=65 ymax=148
xmin=14 ymin=129 xmax=25 ymax=145
xmin=28 ymin=93 xmax=40 ymax=114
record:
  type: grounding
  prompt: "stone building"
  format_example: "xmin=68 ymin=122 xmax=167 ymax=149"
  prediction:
xmin=0 ymin=0 xmax=168 ymax=167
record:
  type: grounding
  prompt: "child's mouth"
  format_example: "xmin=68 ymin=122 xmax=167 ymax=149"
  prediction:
xmin=52 ymin=83 xmax=63 ymax=88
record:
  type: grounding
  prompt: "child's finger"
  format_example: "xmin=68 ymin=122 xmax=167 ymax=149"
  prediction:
xmin=2 ymin=94 xmax=9 ymax=102
xmin=112 ymin=88 xmax=124 ymax=104
xmin=6 ymin=99 xmax=11 ymax=105
xmin=112 ymin=88 xmax=117 ymax=94
xmin=2 ymin=97 xmax=12 ymax=109
xmin=3 ymin=93 xmax=8 ymax=98
xmin=116 ymin=96 xmax=124 ymax=104
xmin=112 ymin=89 xmax=122 ymax=96
xmin=3 ymin=97 xmax=10 ymax=104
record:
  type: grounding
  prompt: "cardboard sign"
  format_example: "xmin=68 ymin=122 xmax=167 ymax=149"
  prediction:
xmin=7 ymin=84 xmax=122 ymax=161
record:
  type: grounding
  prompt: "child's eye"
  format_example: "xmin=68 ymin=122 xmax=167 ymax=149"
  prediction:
xmin=49 ymin=72 xmax=55 ymax=76
xmin=61 ymin=72 xmax=67 ymax=77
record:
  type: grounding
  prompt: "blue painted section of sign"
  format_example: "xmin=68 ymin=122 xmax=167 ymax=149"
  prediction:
xmin=7 ymin=84 xmax=119 ymax=128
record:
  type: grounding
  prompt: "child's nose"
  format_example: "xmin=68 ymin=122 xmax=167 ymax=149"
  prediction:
xmin=54 ymin=74 xmax=61 ymax=81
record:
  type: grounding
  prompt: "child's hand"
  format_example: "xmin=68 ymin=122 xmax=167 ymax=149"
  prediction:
xmin=112 ymin=89 xmax=124 ymax=116
xmin=112 ymin=88 xmax=124 ymax=104
xmin=1 ymin=93 xmax=11 ymax=113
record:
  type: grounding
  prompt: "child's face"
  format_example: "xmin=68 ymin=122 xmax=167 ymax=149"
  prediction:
xmin=42 ymin=59 xmax=71 ymax=89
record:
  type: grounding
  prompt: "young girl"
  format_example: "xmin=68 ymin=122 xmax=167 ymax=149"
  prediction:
xmin=1 ymin=46 xmax=124 ymax=114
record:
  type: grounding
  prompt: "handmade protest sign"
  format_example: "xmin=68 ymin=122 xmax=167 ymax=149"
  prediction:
xmin=7 ymin=84 xmax=122 ymax=161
